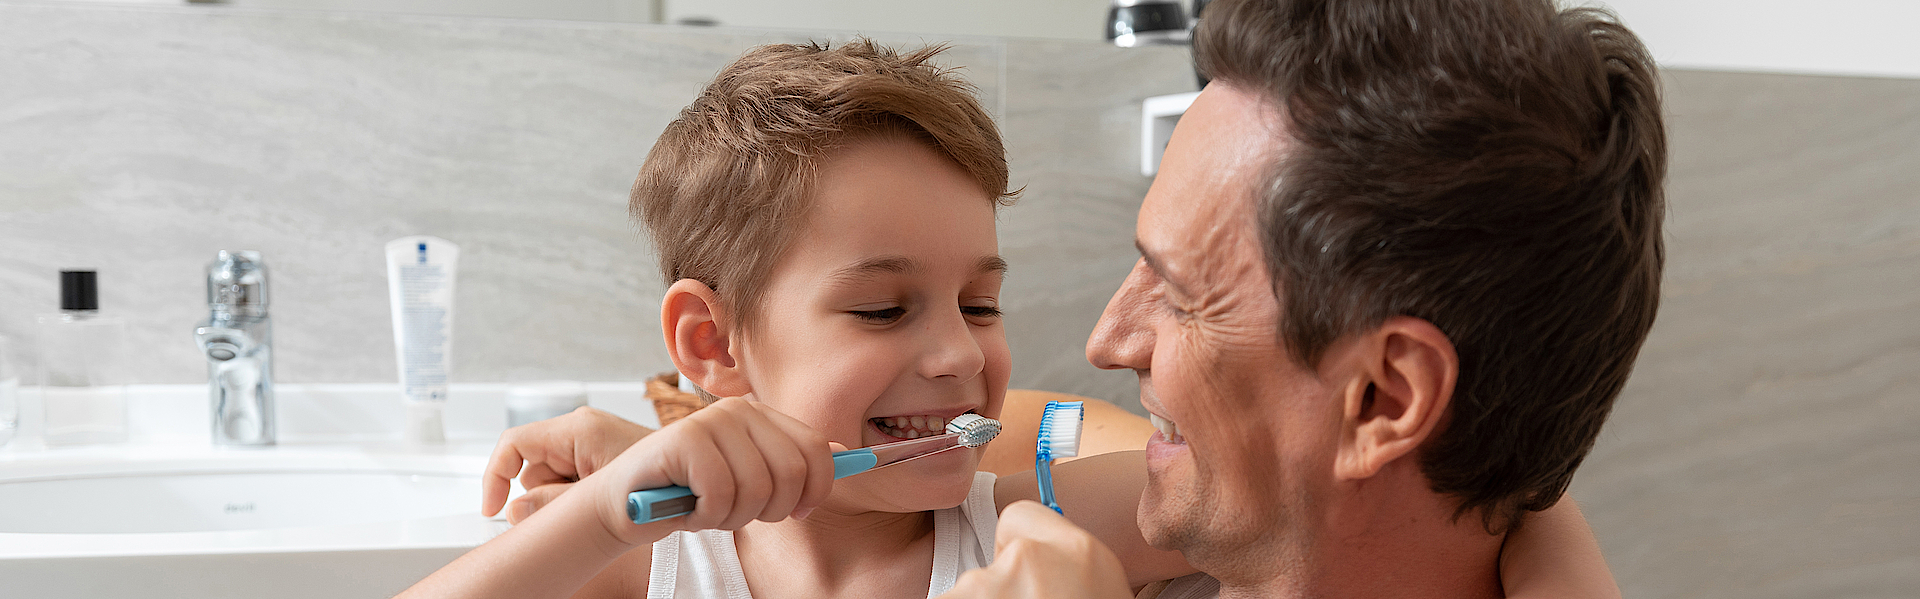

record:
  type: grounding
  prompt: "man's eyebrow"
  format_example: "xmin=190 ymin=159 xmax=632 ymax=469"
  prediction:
xmin=1134 ymin=238 xmax=1186 ymax=294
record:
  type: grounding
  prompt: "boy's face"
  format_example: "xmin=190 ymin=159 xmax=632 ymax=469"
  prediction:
xmin=739 ymin=134 xmax=1011 ymax=514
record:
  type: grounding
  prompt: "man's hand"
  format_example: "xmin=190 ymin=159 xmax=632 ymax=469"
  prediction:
xmin=941 ymin=501 xmax=1134 ymax=599
xmin=482 ymin=406 xmax=653 ymax=522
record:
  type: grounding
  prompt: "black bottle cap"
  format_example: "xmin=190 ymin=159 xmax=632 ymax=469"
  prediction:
xmin=60 ymin=270 xmax=98 ymax=311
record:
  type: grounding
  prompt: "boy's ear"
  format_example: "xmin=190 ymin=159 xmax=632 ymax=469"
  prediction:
xmin=1333 ymin=316 xmax=1458 ymax=481
xmin=661 ymin=278 xmax=751 ymax=397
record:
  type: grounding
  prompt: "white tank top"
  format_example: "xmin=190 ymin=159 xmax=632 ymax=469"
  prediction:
xmin=647 ymin=471 xmax=1000 ymax=599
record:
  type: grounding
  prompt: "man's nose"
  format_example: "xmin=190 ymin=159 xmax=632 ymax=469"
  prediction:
xmin=921 ymin=307 xmax=987 ymax=381
xmin=1087 ymin=259 xmax=1156 ymax=371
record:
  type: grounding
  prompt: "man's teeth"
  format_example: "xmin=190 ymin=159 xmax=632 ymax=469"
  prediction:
xmin=1150 ymin=413 xmax=1184 ymax=443
xmin=874 ymin=415 xmax=949 ymax=439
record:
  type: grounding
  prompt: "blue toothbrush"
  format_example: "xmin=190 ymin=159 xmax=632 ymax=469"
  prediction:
xmin=627 ymin=413 xmax=1002 ymax=524
xmin=1035 ymin=400 xmax=1084 ymax=515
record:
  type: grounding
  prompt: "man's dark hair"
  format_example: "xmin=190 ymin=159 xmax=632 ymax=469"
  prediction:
xmin=1194 ymin=0 xmax=1665 ymax=532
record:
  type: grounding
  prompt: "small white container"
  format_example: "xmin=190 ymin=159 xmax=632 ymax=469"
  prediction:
xmin=505 ymin=381 xmax=588 ymax=428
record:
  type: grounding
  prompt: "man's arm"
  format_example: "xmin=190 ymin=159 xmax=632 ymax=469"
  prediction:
xmin=995 ymin=451 xmax=1197 ymax=588
xmin=978 ymin=390 xmax=1157 ymax=476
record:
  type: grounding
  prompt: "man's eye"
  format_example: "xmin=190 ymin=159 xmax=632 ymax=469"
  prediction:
xmin=1157 ymin=291 xmax=1191 ymax=319
xmin=850 ymin=307 xmax=906 ymax=323
xmin=961 ymin=305 xmax=1003 ymax=319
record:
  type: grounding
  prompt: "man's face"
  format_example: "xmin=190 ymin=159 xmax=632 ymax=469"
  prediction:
xmin=1087 ymin=85 xmax=1343 ymax=574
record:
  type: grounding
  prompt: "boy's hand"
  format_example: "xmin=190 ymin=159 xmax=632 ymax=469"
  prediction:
xmin=939 ymin=501 xmax=1133 ymax=599
xmin=482 ymin=406 xmax=653 ymax=520
xmin=575 ymin=396 xmax=841 ymax=547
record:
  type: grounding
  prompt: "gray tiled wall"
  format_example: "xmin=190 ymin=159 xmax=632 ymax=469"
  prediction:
xmin=1 ymin=4 xmax=1915 ymax=597
xmin=1571 ymin=69 xmax=1920 ymax=599
xmin=0 ymin=3 xmax=1191 ymax=401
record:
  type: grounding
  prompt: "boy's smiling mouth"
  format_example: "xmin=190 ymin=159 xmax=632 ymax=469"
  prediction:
xmin=869 ymin=409 xmax=980 ymax=440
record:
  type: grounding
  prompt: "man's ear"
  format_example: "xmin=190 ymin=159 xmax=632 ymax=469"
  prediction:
xmin=1333 ymin=316 xmax=1458 ymax=481
xmin=661 ymin=278 xmax=751 ymax=397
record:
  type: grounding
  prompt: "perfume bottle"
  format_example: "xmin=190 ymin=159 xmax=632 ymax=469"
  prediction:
xmin=37 ymin=270 xmax=129 ymax=446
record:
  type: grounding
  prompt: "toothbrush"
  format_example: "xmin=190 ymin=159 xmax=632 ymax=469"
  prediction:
xmin=1034 ymin=400 xmax=1084 ymax=515
xmin=628 ymin=413 xmax=1002 ymax=524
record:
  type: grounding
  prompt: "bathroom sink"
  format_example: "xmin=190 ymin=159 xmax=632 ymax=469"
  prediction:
xmin=0 ymin=446 xmax=511 ymax=599
xmin=0 ymin=383 xmax=657 ymax=599
xmin=0 ymin=452 xmax=481 ymax=534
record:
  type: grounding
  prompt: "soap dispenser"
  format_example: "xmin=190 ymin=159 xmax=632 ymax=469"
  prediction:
xmin=36 ymin=270 xmax=130 ymax=446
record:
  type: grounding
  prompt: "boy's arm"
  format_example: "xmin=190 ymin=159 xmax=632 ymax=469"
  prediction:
xmin=1500 ymin=497 xmax=1621 ymax=599
xmin=995 ymin=451 xmax=1197 ymax=588
xmin=398 ymin=471 xmax=673 ymax=599
xmin=399 ymin=397 xmax=838 ymax=599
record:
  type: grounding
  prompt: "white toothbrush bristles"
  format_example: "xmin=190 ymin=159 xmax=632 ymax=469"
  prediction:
xmin=1038 ymin=401 xmax=1084 ymax=460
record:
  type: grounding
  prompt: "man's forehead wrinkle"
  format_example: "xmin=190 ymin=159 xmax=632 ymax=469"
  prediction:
xmin=1171 ymin=195 xmax=1263 ymax=303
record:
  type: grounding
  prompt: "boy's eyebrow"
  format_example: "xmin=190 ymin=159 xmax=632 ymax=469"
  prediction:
xmin=977 ymin=255 xmax=1009 ymax=276
xmin=825 ymin=255 xmax=919 ymax=289
xmin=823 ymin=255 xmax=1009 ymax=290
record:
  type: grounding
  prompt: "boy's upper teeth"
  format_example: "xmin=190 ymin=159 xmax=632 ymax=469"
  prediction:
xmin=875 ymin=415 xmax=951 ymax=437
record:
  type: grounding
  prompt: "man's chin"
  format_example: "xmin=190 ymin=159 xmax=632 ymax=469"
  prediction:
xmin=1137 ymin=447 xmax=1201 ymax=552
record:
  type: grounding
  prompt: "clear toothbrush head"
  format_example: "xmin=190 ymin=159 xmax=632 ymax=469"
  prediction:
xmin=945 ymin=413 xmax=1002 ymax=448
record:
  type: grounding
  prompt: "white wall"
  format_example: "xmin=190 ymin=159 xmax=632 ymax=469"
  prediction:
xmin=662 ymin=0 xmax=1111 ymax=41
xmin=1593 ymin=0 xmax=1920 ymax=79
xmin=662 ymin=0 xmax=1920 ymax=79
xmin=40 ymin=0 xmax=1920 ymax=78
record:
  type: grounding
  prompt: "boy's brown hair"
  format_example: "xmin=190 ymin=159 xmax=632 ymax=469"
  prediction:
xmin=632 ymin=40 xmax=1014 ymax=333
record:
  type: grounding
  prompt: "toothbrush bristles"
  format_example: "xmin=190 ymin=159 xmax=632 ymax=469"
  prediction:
xmin=1038 ymin=401 xmax=1084 ymax=459
xmin=946 ymin=413 xmax=1002 ymax=447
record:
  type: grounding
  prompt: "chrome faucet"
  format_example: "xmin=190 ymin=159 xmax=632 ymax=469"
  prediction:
xmin=194 ymin=250 xmax=275 ymax=446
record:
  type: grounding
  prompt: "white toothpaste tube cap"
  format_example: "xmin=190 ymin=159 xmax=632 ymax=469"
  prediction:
xmin=408 ymin=402 xmax=446 ymax=444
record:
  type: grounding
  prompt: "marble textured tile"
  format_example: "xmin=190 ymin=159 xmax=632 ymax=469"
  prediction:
xmin=0 ymin=4 xmax=1000 ymax=386
xmin=997 ymin=40 xmax=1194 ymax=413
xmin=1568 ymin=69 xmax=1920 ymax=598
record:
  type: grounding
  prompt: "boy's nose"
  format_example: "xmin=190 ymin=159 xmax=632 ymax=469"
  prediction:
xmin=919 ymin=309 xmax=986 ymax=381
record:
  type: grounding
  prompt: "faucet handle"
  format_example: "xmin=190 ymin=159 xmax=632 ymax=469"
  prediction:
xmin=207 ymin=250 xmax=268 ymax=308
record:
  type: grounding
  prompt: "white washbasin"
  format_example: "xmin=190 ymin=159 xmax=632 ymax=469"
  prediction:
xmin=0 ymin=452 xmax=481 ymax=534
xmin=0 ymin=383 xmax=660 ymax=599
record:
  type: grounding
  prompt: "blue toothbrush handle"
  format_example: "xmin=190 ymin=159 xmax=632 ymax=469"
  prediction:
xmin=1036 ymin=459 xmax=1063 ymax=515
xmin=627 ymin=485 xmax=697 ymax=524
xmin=627 ymin=449 xmax=879 ymax=524
xmin=832 ymin=448 xmax=878 ymax=478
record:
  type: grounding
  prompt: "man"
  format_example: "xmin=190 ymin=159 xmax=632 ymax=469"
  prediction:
xmin=942 ymin=0 xmax=1664 ymax=597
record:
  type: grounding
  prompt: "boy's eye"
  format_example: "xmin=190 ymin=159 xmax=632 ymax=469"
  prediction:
xmin=961 ymin=305 xmax=1003 ymax=320
xmin=850 ymin=307 xmax=906 ymax=323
